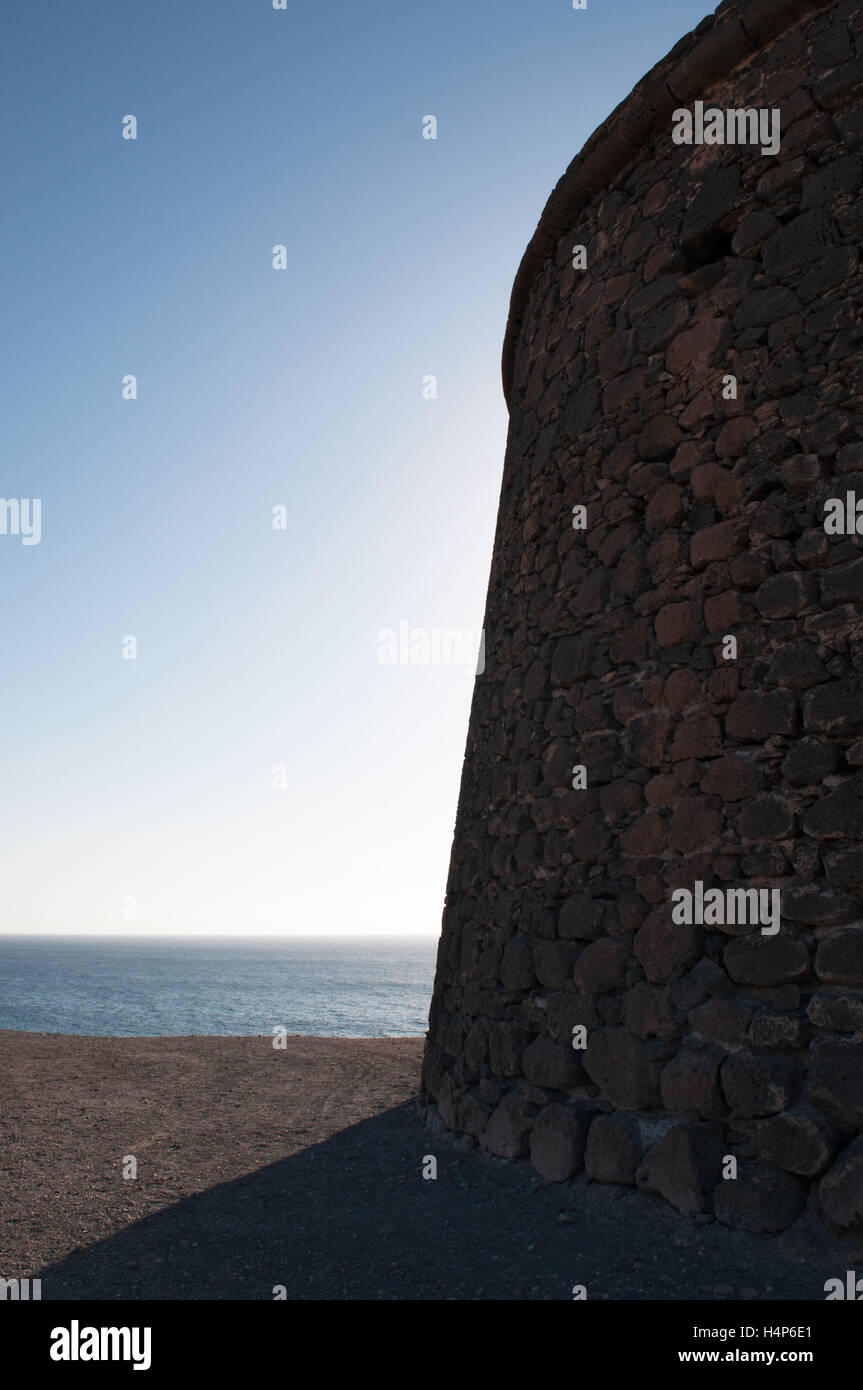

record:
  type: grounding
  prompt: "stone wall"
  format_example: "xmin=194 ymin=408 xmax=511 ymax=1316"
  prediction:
xmin=421 ymin=0 xmax=863 ymax=1241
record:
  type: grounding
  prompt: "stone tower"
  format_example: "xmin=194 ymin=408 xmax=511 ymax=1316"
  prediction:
xmin=422 ymin=0 xmax=863 ymax=1238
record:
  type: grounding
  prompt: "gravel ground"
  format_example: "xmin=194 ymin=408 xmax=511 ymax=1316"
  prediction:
xmin=0 ymin=1031 xmax=844 ymax=1300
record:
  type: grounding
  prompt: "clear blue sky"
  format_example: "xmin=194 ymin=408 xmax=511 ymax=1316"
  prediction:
xmin=1 ymin=0 xmax=711 ymax=935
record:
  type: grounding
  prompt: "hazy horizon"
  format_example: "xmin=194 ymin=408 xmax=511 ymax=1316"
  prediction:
xmin=0 ymin=930 xmax=439 ymax=940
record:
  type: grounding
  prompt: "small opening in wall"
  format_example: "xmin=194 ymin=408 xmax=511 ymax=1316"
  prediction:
xmin=682 ymin=229 xmax=735 ymax=268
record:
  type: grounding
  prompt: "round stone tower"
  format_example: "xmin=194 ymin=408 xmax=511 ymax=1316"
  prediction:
xmin=422 ymin=0 xmax=863 ymax=1239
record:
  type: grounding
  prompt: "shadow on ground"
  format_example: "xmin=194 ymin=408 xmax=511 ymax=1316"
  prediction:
xmin=36 ymin=1102 xmax=836 ymax=1300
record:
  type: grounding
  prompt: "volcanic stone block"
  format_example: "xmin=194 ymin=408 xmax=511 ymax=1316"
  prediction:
xmin=599 ymin=780 xmax=643 ymax=818
xmin=635 ymin=905 xmax=703 ymax=984
xmin=807 ymin=988 xmax=863 ymax=1032
xmin=458 ymin=1090 xmax=493 ymax=1140
xmin=749 ymin=1013 xmax=808 ymax=1048
xmin=724 ymin=935 xmax=810 ymax=986
xmin=585 ymin=1113 xmax=644 ymax=1184
xmin=660 ymin=1045 xmax=727 ymax=1119
xmin=784 ymin=885 xmax=860 ymax=926
xmin=815 ymin=927 xmax=863 ymax=984
xmin=689 ymin=958 xmax=732 ymax=998
xmin=636 ymin=1122 xmax=725 ymax=1217
xmin=701 ymin=754 xmax=762 ymax=800
xmin=622 ymin=982 xmax=679 ymax=1041
xmin=809 ymin=1036 xmax=863 ymax=1124
xmin=713 ymin=1161 xmax=807 ymax=1233
xmin=500 ymin=934 xmax=537 ymax=990
xmin=726 ymin=691 xmax=798 ymax=741
xmin=623 ymin=714 xmax=672 ymax=768
xmin=523 ymin=1035 xmax=584 ymax=1091
xmin=755 ymin=572 xmax=818 ymax=619
xmin=803 ymin=675 xmax=863 ymax=737
xmin=704 ymin=591 xmax=748 ymax=632
xmin=767 ymin=640 xmax=828 ymax=692
xmin=691 ymin=521 xmax=740 ymax=568
xmin=733 ymin=286 xmax=801 ymax=330
xmin=720 ymin=1050 xmax=795 ymax=1118
xmin=669 ymin=798 xmax=724 ymax=854
xmin=638 ymin=298 xmax=690 ymax=355
xmin=546 ymin=990 xmax=596 ymax=1042
xmin=756 ymin=1105 xmax=835 ymax=1177
xmin=421 ymin=1042 xmax=447 ymax=1098
xmin=464 ymin=1019 xmax=489 ymax=1074
xmin=621 ymin=812 xmax=668 ymax=856
xmin=680 ymin=166 xmax=741 ymax=257
xmin=763 ymin=209 xmax=835 ymax=277
xmin=781 ymin=737 xmax=839 ymax=785
xmin=484 ymin=1090 xmax=535 ymax=1159
xmin=573 ymin=938 xmax=629 ymax=994
xmin=805 ymin=773 xmax=863 ymax=840
xmin=825 ymin=847 xmax=863 ymax=891
xmin=812 ymin=55 xmax=863 ymax=111
xmin=534 ymin=940 xmax=581 ymax=989
xmin=821 ymin=558 xmax=863 ymax=607
xmin=436 ymin=1070 xmax=459 ymax=1128
xmin=563 ymin=378 xmax=602 ymax=442
xmin=645 ymin=482 xmax=685 ymax=532
xmin=819 ymin=1136 xmax=863 ymax=1228
xmin=488 ymin=1021 xmax=531 ymax=1078
xmin=583 ymin=1027 xmax=663 ymax=1109
xmin=689 ymin=998 xmax=755 ymax=1049
xmin=655 ymin=601 xmax=696 ymax=646
xmin=737 ymin=794 xmax=794 ymax=841
xmin=639 ymin=416 xmax=683 ymax=462
xmin=519 ymin=896 xmax=558 ymax=941
xmin=552 ymin=635 xmax=594 ymax=684
xmin=664 ymin=669 xmax=701 ymax=713
xmin=541 ymin=740 xmax=573 ymax=789
xmin=670 ymin=712 xmax=722 ymax=762
xmin=529 ymin=1101 xmax=595 ymax=1182
xmin=715 ymin=414 xmax=758 ymax=458
xmin=558 ymin=894 xmax=605 ymax=941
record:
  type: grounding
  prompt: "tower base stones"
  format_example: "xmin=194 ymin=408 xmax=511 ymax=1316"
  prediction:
xmin=421 ymin=0 xmax=863 ymax=1239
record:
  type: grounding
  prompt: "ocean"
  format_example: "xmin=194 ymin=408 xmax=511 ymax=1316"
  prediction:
xmin=0 ymin=935 xmax=438 ymax=1038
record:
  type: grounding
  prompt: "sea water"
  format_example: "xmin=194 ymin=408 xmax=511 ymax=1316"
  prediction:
xmin=0 ymin=935 xmax=437 ymax=1037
